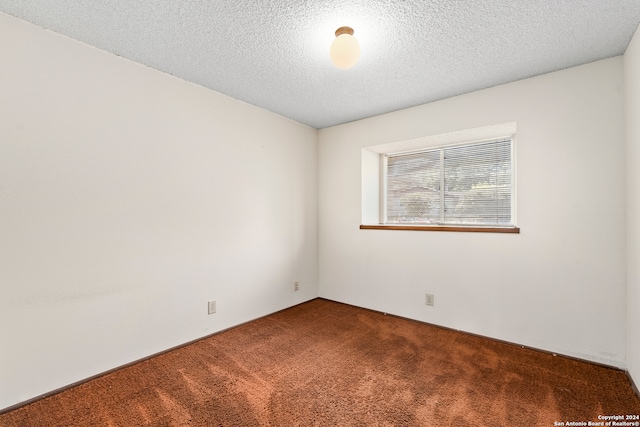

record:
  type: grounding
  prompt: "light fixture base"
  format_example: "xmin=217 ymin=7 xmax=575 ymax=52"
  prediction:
xmin=335 ymin=26 xmax=354 ymax=37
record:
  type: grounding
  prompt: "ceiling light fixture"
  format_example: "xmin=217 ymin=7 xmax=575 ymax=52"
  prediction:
xmin=330 ymin=26 xmax=360 ymax=70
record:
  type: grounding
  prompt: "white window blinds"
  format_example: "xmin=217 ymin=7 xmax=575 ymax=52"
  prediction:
xmin=386 ymin=139 xmax=513 ymax=226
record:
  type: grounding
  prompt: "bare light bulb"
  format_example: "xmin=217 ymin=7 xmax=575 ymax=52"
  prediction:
xmin=330 ymin=27 xmax=360 ymax=70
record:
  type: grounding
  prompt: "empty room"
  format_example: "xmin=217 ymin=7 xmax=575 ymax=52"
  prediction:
xmin=1 ymin=1 xmax=640 ymax=425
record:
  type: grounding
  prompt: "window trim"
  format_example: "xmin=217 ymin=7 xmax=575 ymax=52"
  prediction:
xmin=360 ymin=224 xmax=520 ymax=233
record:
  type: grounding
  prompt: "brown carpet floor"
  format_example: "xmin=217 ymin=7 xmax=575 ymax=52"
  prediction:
xmin=1 ymin=298 xmax=639 ymax=426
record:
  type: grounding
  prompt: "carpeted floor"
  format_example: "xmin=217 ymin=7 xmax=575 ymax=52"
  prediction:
xmin=1 ymin=298 xmax=639 ymax=426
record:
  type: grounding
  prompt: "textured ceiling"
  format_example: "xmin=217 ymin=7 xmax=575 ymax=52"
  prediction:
xmin=1 ymin=1 xmax=640 ymax=129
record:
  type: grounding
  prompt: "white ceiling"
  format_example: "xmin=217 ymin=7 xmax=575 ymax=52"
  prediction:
xmin=1 ymin=1 xmax=640 ymax=129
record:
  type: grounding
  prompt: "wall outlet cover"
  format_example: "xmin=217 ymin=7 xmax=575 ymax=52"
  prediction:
xmin=425 ymin=294 xmax=435 ymax=306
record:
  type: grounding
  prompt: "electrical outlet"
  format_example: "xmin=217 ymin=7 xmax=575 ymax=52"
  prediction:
xmin=294 ymin=281 xmax=299 ymax=292
xmin=208 ymin=300 xmax=216 ymax=314
xmin=425 ymin=293 xmax=435 ymax=306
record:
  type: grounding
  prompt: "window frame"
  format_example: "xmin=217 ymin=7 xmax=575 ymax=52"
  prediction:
xmin=361 ymin=133 xmax=519 ymax=233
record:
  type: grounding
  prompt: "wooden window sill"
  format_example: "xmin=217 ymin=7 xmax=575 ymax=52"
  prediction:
xmin=360 ymin=224 xmax=520 ymax=233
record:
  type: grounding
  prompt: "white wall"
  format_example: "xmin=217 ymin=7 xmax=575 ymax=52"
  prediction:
xmin=0 ymin=13 xmax=318 ymax=411
xmin=625 ymin=25 xmax=640 ymax=389
xmin=319 ymin=57 xmax=627 ymax=368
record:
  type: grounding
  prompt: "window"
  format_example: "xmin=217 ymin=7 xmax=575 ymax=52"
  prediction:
xmin=383 ymin=138 xmax=514 ymax=227
xmin=360 ymin=123 xmax=519 ymax=233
